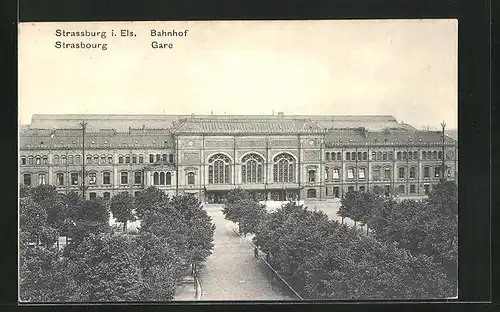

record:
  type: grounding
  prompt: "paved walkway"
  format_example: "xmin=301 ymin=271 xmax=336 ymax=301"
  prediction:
xmin=199 ymin=204 xmax=296 ymax=301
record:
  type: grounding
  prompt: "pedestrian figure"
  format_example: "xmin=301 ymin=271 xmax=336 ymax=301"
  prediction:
xmin=254 ymin=247 xmax=259 ymax=258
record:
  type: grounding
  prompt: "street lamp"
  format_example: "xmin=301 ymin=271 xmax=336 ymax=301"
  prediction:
xmin=440 ymin=121 xmax=447 ymax=183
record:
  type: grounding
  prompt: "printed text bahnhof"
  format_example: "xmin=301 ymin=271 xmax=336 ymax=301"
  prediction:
xmin=53 ymin=29 xmax=188 ymax=50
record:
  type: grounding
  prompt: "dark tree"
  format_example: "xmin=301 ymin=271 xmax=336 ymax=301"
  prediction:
xmin=19 ymin=246 xmax=77 ymax=302
xmin=68 ymin=233 xmax=144 ymax=301
xmin=134 ymin=186 xmax=169 ymax=219
xmin=31 ymin=185 xmax=67 ymax=234
xmin=110 ymin=192 xmax=136 ymax=232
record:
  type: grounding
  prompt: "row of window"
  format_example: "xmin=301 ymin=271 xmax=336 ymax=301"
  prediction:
xmin=309 ymin=183 xmax=430 ymax=198
xmin=20 ymin=153 xmax=175 ymax=166
xmin=325 ymin=150 xmax=446 ymax=162
xmin=89 ymin=191 xmax=142 ymax=200
xmin=323 ymin=165 xmax=448 ymax=181
xmin=22 ymin=171 xmax=143 ymax=187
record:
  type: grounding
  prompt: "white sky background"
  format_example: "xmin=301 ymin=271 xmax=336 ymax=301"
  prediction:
xmin=19 ymin=20 xmax=457 ymax=130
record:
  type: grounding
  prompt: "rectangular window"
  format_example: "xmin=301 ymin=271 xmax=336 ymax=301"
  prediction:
xmin=89 ymin=192 xmax=97 ymax=200
xmin=101 ymin=156 xmax=106 ymax=164
xmin=57 ymin=173 xmax=64 ymax=186
xmin=68 ymin=155 xmax=74 ymax=164
xmin=125 ymin=156 xmax=130 ymax=164
xmin=187 ymin=172 xmax=195 ymax=185
xmin=333 ymin=168 xmax=340 ymax=180
xmin=363 ymin=152 xmax=367 ymax=160
xmin=28 ymin=157 xmax=34 ymax=165
xmin=134 ymin=171 xmax=142 ymax=184
xmin=61 ymin=156 xmax=66 ymax=165
xmin=21 ymin=157 xmax=26 ymax=165
xmin=384 ymin=168 xmax=391 ymax=180
xmin=71 ymin=173 xmax=79 ymax=185
xmin=434 ymin=166 xmax=441 ymax=178
xmin=132 ymin=155 xmax=137 ymax=163
xmin=94 ymin=156 xmax=99 ymax=164
xmin=410 ymin=184 xmax=416 ymax=194
xmin=357 ymin=152 xmax=362 ymax=161
xmin=86 ymin=156 xmax=92 ymax=164
xmin=139 ymin=155 xmax=144 ymax=163
xmin=43 ymin=156 xmax=48 ymax=165
xmin=156 ymin=154 xmax=161 ymax=162
xmin=324 ymin=169 xmax=329 ymax=182
xmin=119 ymin=156 xmax=124 ymax=164
xmin=308 ymin=170 xmax=316 ymax=182
xmin=103 ymin=192 xmax=110 ymax=200
xmin=108 ymin=156 xmax=113 ymax=164
xmin=75 ymin=155 xmax=81 ymax=164
xmin=424 ymin=167 xmax=430 ymax=178
xmin=346 ymin=153 xmax=351 ymax=161
xmin=347 ymin=168 xmax=354 ymax=179
xmin=149 ymin=154 xmax=154 ymax=163
xmin=358 ymin=168 xmax=366 ymax=179
xmin=383 ymin=152 xmax=387 ymax=161
xmin=398 ymin=185 xmax=405 ymax=194
xmin=35 ymin=157 xmax=41 ymax=165
xmin=409 ymin=167 xmax=416 ymax=179
xmin=89 ymin=172 xmax=97 ymax=185
xmin=23 ymin=174 xmax=31 ymax=186
xmin=38 ymin=173 xmax=46 ymax=185
xmin=162 ymin=154 xmax=167 ymax=162
xmin=398 ymin=167 xmax=405 ymax=179
xmin=103 ymin=172 xmax=111 ymax=185
xmin=424 ymin=184 xmax=430 ymax=194
xmin=373 ymin=168 xmax=380 ymax=180
xmin=121 ymin=172 xmax=128 ymax=185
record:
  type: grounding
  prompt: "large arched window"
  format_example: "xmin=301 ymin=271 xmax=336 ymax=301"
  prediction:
xmin=166 ymin=172 xmax=172 ymax=185
xmin=241 ymin=153 xmax=264 ymax=184
xmin=160 ymin=172 xmax=165 ymax=185
xmin=208 ymin=154 xmax=231 ymax=184
xmin=273 ymin=153 xmax=295 ymax=183
xmin=153 ymin=172 xmax=159 ymax=185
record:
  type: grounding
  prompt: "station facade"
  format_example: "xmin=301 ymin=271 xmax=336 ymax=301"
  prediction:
xmin=19 ymin=114 xmax=458 ymax=203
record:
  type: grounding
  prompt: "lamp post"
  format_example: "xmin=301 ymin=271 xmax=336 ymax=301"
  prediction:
xmin=80 ymin=121 xmax=87 ymax=200
xmin=440 ymin=121 xmax=447 ymax=183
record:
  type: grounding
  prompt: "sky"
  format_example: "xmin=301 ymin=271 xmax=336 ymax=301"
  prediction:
xmin=18 ymin=20 xmax=458 ymax=130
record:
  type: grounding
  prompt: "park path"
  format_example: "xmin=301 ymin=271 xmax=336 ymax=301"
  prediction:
xmin=198 ymin=204 xmax=296 ymax=301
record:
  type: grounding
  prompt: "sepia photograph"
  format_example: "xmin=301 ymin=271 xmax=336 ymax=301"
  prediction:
xmin=18 ymin=20 xmax=458 ymax=302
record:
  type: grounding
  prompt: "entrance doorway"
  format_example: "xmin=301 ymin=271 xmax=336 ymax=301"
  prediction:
xmin=206 ymin=191 xmax=228 ymax=204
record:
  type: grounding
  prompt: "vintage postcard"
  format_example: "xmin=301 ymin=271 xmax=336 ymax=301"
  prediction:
xmin=18 ymin=20 xmax=458 ymax=302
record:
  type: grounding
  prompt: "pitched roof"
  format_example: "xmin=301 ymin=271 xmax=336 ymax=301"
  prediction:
xmin=20 ymin=128 xmax=174 ymax=149
xmin=325 ymin=129 xmax=456 ymax=146
xmin=171 ymin=117 xmax=325 ymax=134
xmin=28 ymin=114 xmax=409 ymax=132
